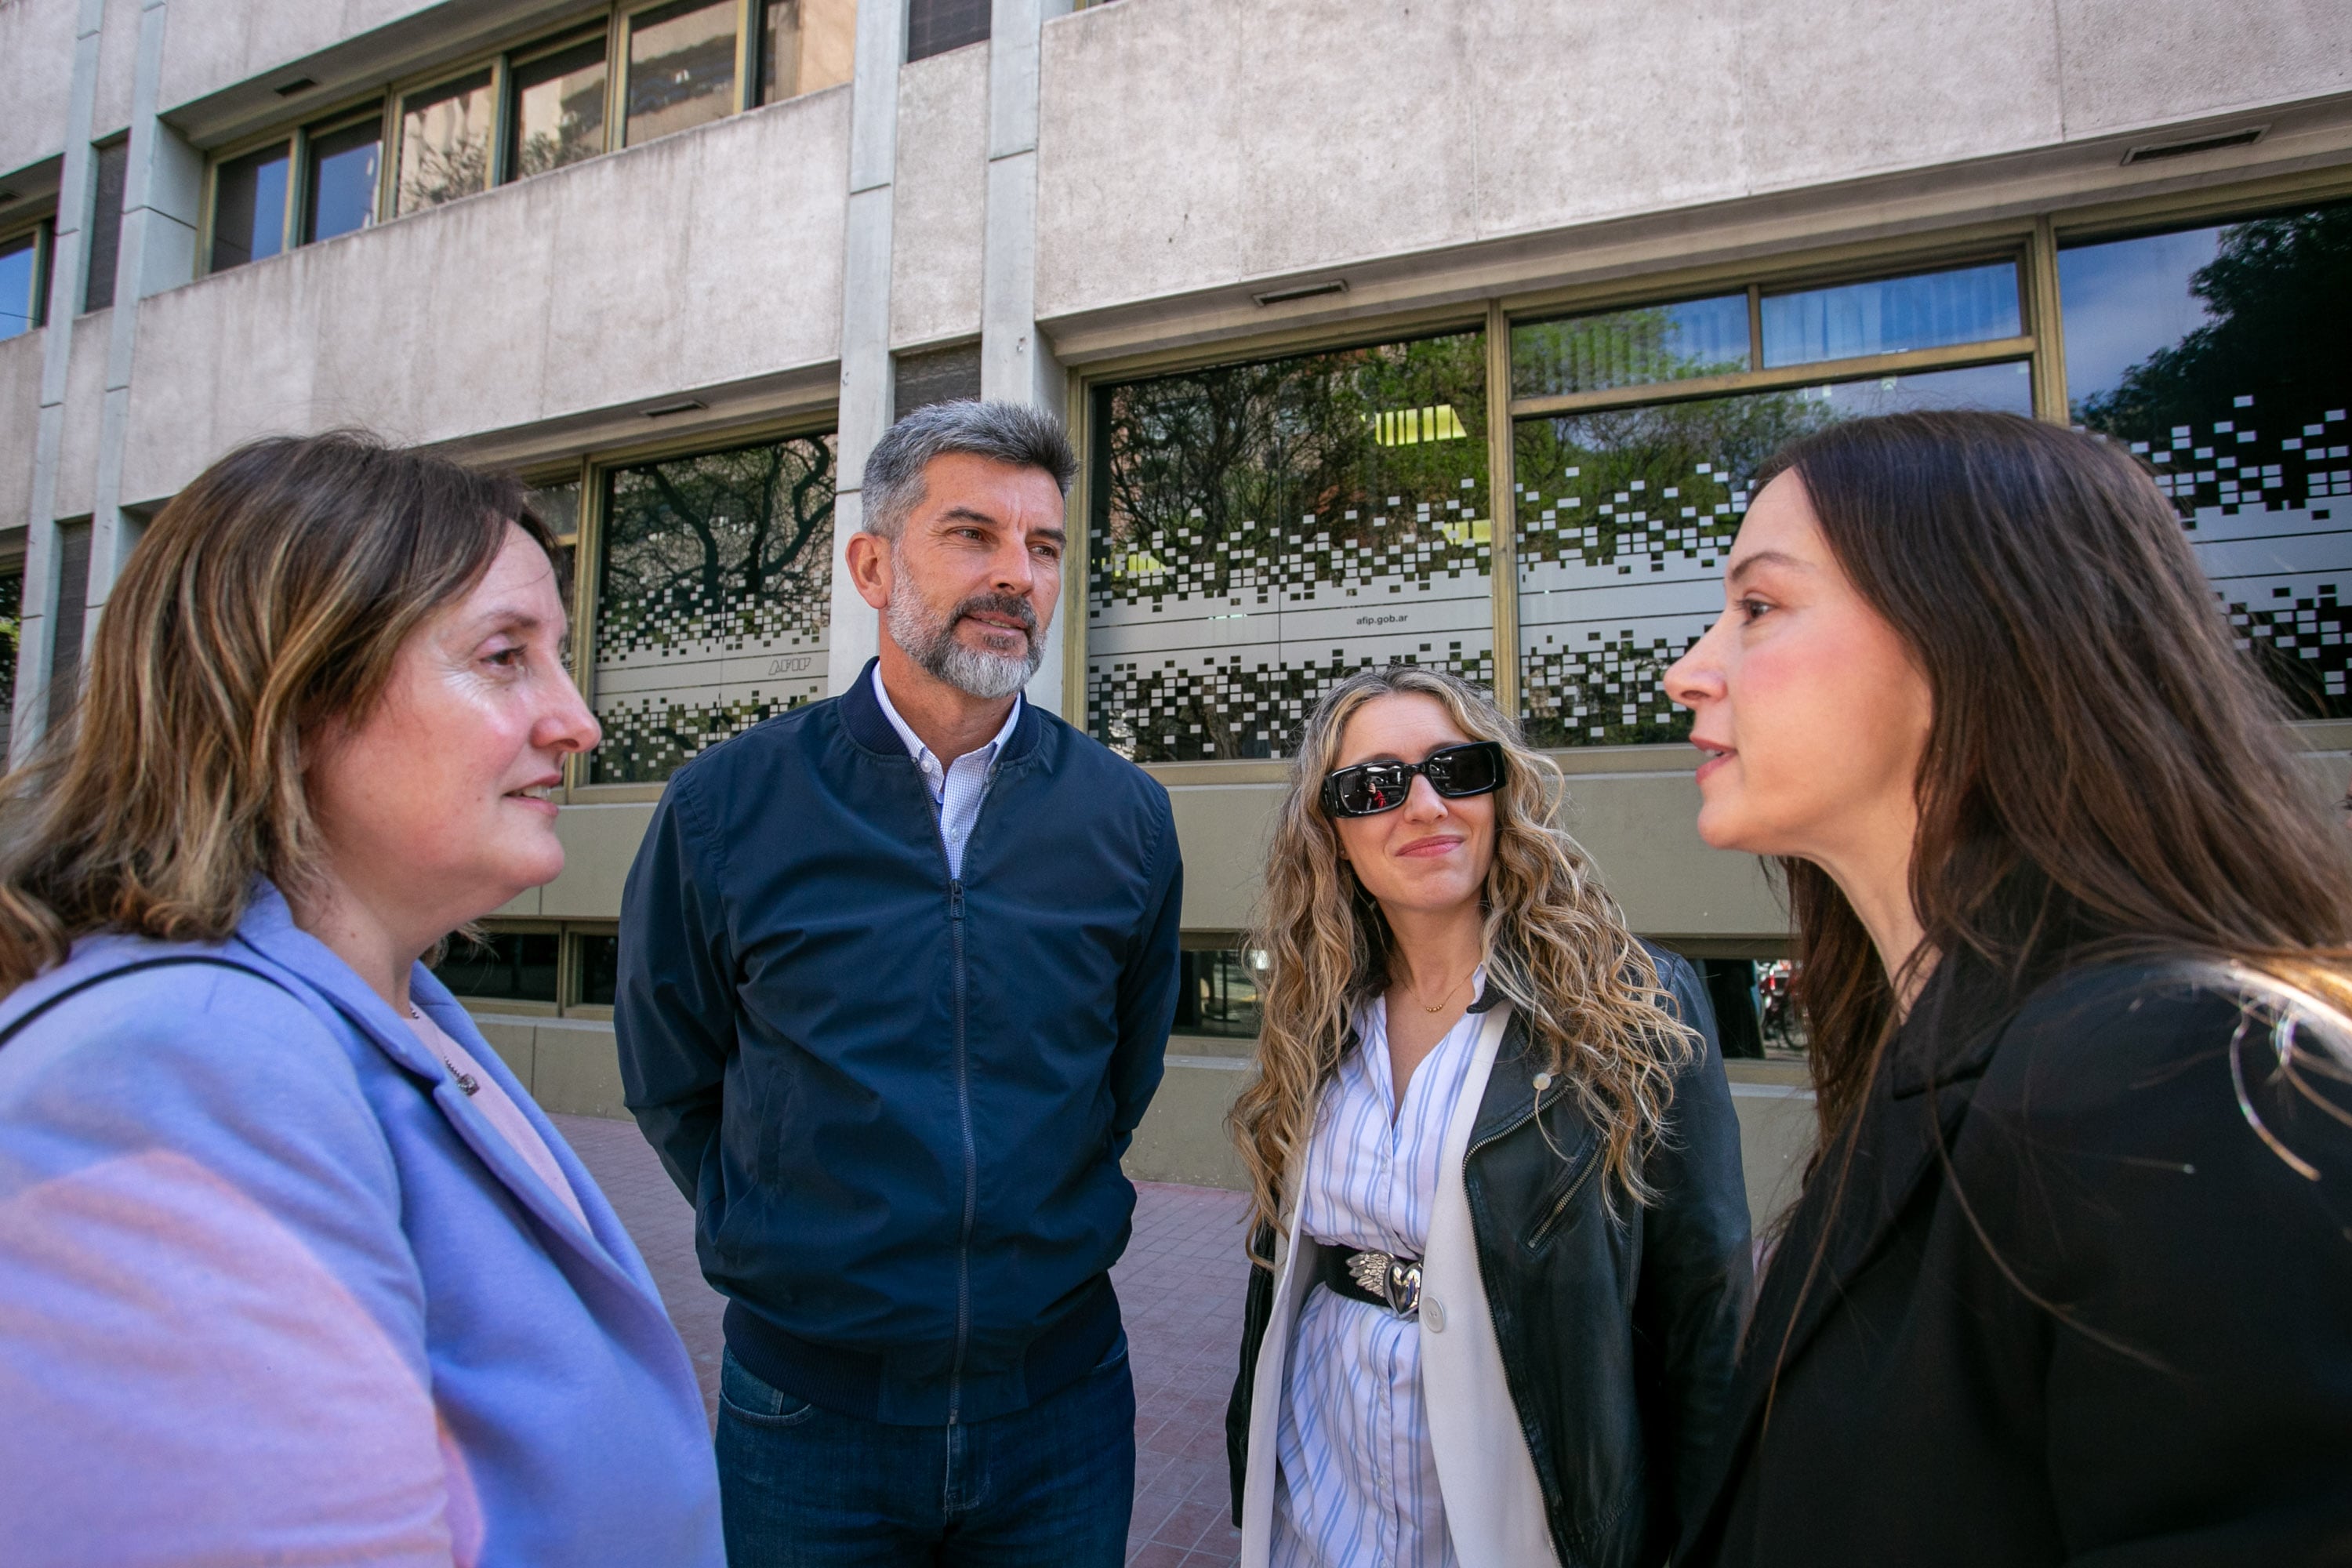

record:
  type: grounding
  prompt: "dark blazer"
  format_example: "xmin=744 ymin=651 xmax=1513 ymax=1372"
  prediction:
xmin=615 ymin=660 xmax=1182 ymax=1427
xmin=1230 ymin=946 xmax=1755 ymax=1567
xmin=1684 ymin=950 xmax=2352 ymax=1568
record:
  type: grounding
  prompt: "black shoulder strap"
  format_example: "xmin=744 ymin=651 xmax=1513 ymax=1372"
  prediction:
xmin=0 ymin=956 xmax=260 ymax=1053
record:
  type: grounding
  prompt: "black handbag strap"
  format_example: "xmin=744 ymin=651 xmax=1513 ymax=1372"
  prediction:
xmin=0 ymin=955 xmax=263 ymax=1053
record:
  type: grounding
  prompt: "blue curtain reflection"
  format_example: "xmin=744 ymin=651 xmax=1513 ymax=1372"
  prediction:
xmin=1762 ymin=262 xmax=2020 ymax=368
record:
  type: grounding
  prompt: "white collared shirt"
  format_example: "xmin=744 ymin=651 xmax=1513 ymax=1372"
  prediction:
xmin=871 ymin=664 xmax=1021 ymax=880
xmin=1272 ymin=972 xmax=1489 ymax=1568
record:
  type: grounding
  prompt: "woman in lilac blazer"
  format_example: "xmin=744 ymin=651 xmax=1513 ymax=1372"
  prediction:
xmin=0 ymin=434 xmax=723 ymax=1566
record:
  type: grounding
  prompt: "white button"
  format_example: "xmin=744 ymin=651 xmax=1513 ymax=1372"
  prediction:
xmin=1424 ymin=1296 xmax=1446 ymax=1333
xmin=1532 ymin=1071 xmax=1554 ymax=1092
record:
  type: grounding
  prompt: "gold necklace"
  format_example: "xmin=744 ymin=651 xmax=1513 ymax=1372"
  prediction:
xmin=1408 ymin=968 xmax=1475 ymax=1014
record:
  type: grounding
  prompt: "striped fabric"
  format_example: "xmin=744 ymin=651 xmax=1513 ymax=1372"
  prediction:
xmin=1270 ymin=973 xmax=1487 ymax=1568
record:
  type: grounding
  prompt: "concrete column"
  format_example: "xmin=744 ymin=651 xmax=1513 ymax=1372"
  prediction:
xmin=85 ymin=0 xmax=196 ymax=641
xmin=980 ymin=0 xmax=1071 ymax=715
xmin=823 ymin=0 xmax=908 ymax=696
xmin=13 ymin=0 xmax=108 ymax=767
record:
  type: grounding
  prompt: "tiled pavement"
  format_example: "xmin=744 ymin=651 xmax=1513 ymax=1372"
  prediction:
xmin=552 ymin=1116 xmax=1252 ymax=1567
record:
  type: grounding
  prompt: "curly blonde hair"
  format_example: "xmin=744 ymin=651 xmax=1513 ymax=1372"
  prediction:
xmin=1230 ymin=665 xmax=1695 ymax=1262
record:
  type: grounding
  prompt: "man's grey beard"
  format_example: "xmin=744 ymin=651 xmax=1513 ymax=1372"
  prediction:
xmin=885 ymin=575 xmax=1044 ymax=700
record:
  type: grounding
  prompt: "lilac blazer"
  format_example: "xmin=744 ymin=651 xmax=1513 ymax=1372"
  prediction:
xmin=0 ymin=885 xmax=723 ymax=1567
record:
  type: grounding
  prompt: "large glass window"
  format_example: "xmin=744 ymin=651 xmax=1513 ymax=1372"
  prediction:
xmin=590 ymin=433 xmax=838 ymax=783
xmin=762 ymin=0 xmax=856 ymax=101
xmin=625 ymin=0 xmax=740 ymax=147
xmin=1512 ymin=258 xmax=2034 ymax=747
xmin=397 ymin=71 xmax=496 ymax=214
xmin=2060 ymin=199 xmax=2352 ymax=717
xmin=301 ymin=118 xmax=381 ymax=244
xmin=510 ymin=37 xmax=610 ymax=180
xmin=0 ymin=227 xmax=45 ymax=339
xmin=209 ymin=144 xmax=291 ymax=271
xmin=1087 ymin=330 xmax=1494 ymax=763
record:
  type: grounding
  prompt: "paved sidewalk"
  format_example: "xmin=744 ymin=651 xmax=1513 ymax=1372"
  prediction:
xmin=553 ymin=1115 xmax=1250 ymax=1567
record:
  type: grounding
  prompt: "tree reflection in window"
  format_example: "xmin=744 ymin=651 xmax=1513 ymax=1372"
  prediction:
xmin=1088 ymin=332 xmax=1494 ymax=763
xmin=2063 ymin=201 xmax=2352 ymax=719
xmin=591 ymin=434 xmax=836 ymax=782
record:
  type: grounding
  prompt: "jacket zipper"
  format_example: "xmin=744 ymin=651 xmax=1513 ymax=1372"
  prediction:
xmin=936 ymin=754 xmax=1004 ymax=1427
xmin=947 ymin=874 xmax=975 ymax=1425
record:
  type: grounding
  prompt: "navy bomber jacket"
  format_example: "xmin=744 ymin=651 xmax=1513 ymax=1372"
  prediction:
xmin=616 ymin=659 xmax=1183 ymax=1427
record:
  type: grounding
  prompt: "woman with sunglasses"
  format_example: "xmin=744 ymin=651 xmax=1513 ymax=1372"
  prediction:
xmin=1226 ymin=665 xmax=1752 ymax=1568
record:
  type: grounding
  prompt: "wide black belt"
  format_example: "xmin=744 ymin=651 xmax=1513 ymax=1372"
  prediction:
xmin=1314 ymin=1244 xmax=1424 ymax=1319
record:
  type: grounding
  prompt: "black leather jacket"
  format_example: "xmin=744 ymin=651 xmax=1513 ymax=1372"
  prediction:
xmin=1227 ymin=948 xmax=1755 ymax=1567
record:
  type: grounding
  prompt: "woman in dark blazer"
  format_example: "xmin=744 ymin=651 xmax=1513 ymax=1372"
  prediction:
xmin=1663 ymin=410 xmax=2352 ymax=1566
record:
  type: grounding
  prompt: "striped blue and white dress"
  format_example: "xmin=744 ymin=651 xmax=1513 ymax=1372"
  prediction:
xmin=1270 ymin=973 xmax=1488 ymax=1568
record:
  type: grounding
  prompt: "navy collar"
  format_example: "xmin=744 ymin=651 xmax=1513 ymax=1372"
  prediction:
xmin=838 ymin=656 xmax=1045 ymax=768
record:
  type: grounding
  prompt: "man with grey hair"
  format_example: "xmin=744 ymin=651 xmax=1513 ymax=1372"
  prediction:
xmin=618 ymin=400 xmax=1183 ymax=1566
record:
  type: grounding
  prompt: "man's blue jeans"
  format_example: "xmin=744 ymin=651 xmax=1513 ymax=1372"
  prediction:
xmin=715 ymin=1338 xmax=1137 ymax=1566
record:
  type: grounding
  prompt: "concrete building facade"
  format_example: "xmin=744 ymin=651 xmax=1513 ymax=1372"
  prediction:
xmin=4 ymin=0 xmax=2349 ymax=1212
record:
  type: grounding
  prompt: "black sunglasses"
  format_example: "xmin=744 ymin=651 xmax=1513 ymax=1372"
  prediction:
xmin=1320 ymin=741 xmax=1506 ymax=818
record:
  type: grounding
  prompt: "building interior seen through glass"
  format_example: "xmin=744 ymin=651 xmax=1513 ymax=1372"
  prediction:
xmin=1173 ymin=948 xmax=1265 ymax=1040
xmin=1087 ymin=331 xmax=1495 ymax=763
xmin=2058 ymin=199 xmax=2352 ymax=717
xmin=434 ymin=931 xmax=560 ymax=1004
xmin=590 ymin=433 xmax=837 ymax=782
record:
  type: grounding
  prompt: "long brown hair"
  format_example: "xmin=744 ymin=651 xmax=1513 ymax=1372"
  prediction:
xmin=1766 ymin=411 xmax=2352 ymax=1148
xmin=0 ymin=431 xmax=552 ymax=989
xmin=1232 ymin=666 xmax=1695 ymax=1260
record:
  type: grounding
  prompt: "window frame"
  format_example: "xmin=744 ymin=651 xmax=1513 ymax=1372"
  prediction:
xmin=196 ymin=91 xmax=389 ymax=278
xmin=1069 ymin=227 xmax=2067 ymax=761
xmin=200 ymin=0 xmax=821 ymax=276
xmin=296 ymin=103 xmax=390 ymax=246
xmin=1070 ymin=172 xmax=2352 ymax=774
xmin=527 ymin=408 xmax=844 ymax=803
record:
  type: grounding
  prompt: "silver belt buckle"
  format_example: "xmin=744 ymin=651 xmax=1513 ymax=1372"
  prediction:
xmin=1346 ymin=1249 xmax=1422 ymax=1319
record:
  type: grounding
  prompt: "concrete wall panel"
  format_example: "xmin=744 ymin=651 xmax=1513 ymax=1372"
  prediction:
xmin=1557 ymin=771 xmax=1784 ymax=938
xmin=156 ymin=0 xmax=437 ymax=113
xmin=53 ymin=306 xmax=108 ymax=520
xmin=0 ymin=0 xmax=78 ymax=179
xmin=1167 ymin=781 xmax=1281 ymax=932
xmin=1734 ymin=0 xmax=2063 ymax=194
xmin=92 ymin=0 xmax=142 ymax=140
xmin=891 ymin=49 xmax=988 ymax=348
xmin=540 ymin=800 xmax=655 ymax=920
xmin=1036 ymin=0 xmax=2343 ymax=323
xmin=2056 ymin=0 xmax=2352 ymax=136
xmin=1459 ymin=0 xmax=1750 ymax=243
xmin=0 ymin=331 xmax=42 ymax=532
xmin=122 ymin=94 xmax=849 ymax=503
